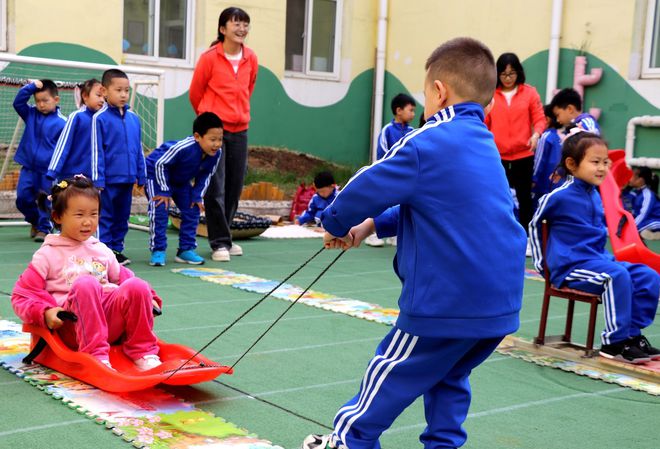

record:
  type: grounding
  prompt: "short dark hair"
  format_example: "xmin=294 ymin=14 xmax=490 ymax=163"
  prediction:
xmin=212 ymin=7 xmax=251 ymax=46
xmin=543 ymin=104 xmax=561 ymax=129
xmin=425 ymin=37 xmax=496 ymax=107
xmin=560 ymin=131 xmax=607 ymax=173
xmin=634 ymin=167 xmax=660 ymax=194
xmin=313 ymin=171 xmax=335 ymax=189
xmin=101 ymin=69 xmax=129 ymax=87
xmin=39 ymin=175 xmax=101 ymax=229
xmin=551 ymin=88 xmax=582 ymax=111
xmin=79 ymin=78 xmax=101 ymax=102
xmin=495 ymin=53 xmax=526 ymax=87
xmin=193 ymin=112 xmax=224 ymax=136
xmin=391 ymin=93 xmax=416 ymax=115
xmin=36 ymin=79 xmax=58 ymax=98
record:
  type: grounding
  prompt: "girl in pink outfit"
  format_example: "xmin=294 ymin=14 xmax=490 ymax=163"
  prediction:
xmin=11 ymin=176 xmax=162 ymax=371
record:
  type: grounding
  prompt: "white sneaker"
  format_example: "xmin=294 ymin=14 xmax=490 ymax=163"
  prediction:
xmin=364 ymin=233 xmax=385 ymax=247
xmin=134 ymin=354 xmax=162 ymax=371
xmin=100 ymin=359 xmax=115 ymax=371
xmin=229 ymin=244 xmax=243 ymax=256
xmin=211 ymin=248 xmax=230 ymax=262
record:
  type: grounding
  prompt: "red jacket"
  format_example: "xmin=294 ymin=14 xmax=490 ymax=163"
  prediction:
xmin=485 ymin=83 xmax=545 ymax=161
xmin=189 ymin=44 xmax=258 ymax=133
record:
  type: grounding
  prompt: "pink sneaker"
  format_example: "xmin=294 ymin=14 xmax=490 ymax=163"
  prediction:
xmin=134 ymin=354 xmax=162 ymax=371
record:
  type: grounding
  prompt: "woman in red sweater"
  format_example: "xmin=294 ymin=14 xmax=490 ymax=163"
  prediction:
xmin=189 ymin=7 xmax=258 ymax=262
xmin=485 ymin=53 xmax=544 ymax=237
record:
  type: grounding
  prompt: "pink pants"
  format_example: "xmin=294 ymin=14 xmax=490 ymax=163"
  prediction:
xmin=59 ymin=275 xmax=159 ymax=361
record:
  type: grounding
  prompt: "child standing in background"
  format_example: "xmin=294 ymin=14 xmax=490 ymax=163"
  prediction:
xmin=532 ymin=104 xmax=562 ymax=209
xmin=92 ymin=69 xmax=146 ymax=266
xmin=146 ymin=112 xmax=224 ymax=266
xmin=551 ymin=88 xmax=601 ymax=135
xmin=11 ymin=176 xmax=162 ymax=371
xmin=530 ymin=132 xmax=660 ymax=364
xmin=626 ymin=167 xmax=660 ymax=240
xmin=47 ymin=79 xmax=105 ymax=182
xmin=296 ymin=171 xmax=338 ymax=227
xmin=13 ymin=79 xmax=67 ymax=242
xmin=376 ymin=93 xmax=416 ymax=160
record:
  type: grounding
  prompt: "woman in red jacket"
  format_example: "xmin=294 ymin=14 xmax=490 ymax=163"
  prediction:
xmin=485 ymin=53 xmax=544 ymax=237
xmin=189 ymin=7 xmax=258 ymax=262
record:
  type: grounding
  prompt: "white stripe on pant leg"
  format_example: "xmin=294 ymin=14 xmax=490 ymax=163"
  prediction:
xmin=147 ymin=180 xmax=156 ymax=252
xmin=338 ymin=334 xmax=419 ymax=446
xmin=601 ymin=276 xmax=618 ymax=345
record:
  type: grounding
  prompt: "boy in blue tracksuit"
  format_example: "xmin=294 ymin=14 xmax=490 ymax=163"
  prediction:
xmin=551 ymin=88 xmax=601 ymax=135
xmin=296 ymin=171 xmax=338 ymax=226
xmin=146 ymin=112 xmax=223 ymax=266
xmin=13 ymin=79 xmax=67 ymax=241
xmin=532 ymin=104 xmax=562 ymax=210
xmin=92 ymin=69 xmax=146 ymax=265
xmin=302 ymin=38 xmax=526 ymax=449
xmin=376 ymin=93 xmax=416 ymax=160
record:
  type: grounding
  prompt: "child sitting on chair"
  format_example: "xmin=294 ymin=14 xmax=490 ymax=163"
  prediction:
xmin=625 ymin=167 xmax=660 ymax=241
xmin=530 ymin=131 xmax=660 ymax=364
xmin=296 ymin=171 xmax=338 ymax=227
xmin=11 ymin=175 xmax=163 ymax=371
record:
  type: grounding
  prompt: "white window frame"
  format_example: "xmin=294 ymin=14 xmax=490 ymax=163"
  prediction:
xmin=0 ymin=0 xmax=7 ymax=51
xmin=642 ymin=0 xmax=660 ymax=78
xmin=122 ymin=0 xmax=195 ymax=68
xmin=285 ymin=0 xmax=343 ymax=80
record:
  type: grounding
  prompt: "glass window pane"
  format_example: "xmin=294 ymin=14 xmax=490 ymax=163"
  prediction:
xmin=285 ymin=0 xmax=306 ymax=71
xmin=651 ymin=3 xmax=660 ymax=68
xmin=123 ymin=0 xmax=155 ymax=56
xmin=310 ymin=0 xmax=337 ymax=73
xmin=159 ymin=0 xmax=187 ymax=59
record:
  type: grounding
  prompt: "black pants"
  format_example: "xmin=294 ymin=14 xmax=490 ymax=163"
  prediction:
xmin=204 ymin=130 xmax=248 ymax=250
xmin=502 ymin=156 xmax=533 ymax=234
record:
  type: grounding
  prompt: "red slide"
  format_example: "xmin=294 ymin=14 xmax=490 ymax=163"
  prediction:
xmin=600 ymin=149 xmax=660 ymax=274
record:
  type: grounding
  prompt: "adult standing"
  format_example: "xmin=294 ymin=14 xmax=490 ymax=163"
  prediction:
xmin=189 ymin=7 xmax=258 ymax=262
xmin=485 ymin=53 xmax=544 ymax=241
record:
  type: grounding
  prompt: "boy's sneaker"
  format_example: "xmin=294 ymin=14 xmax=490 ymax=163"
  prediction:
xmin=229 ymin=244 xmax=243 ymax=256
xmin=211 ymin=248 xmax=230 ymax=262
xmin=29 ymin=226 xmax=37 ymax=238
xmin=301 ymin=434 xmax=340 ymax=449
xmin=33 ymin=231 xmax=47 ymax=242
xmin=149 ymin=250 xmax=167 ymax=266
xmin=134 ymin=354 xmax=162 ymax=371
xmin=364 ymin=233 xmax=384 ymax=247
xmin=113 ymin=250 xmax=131 ymax=266
xmin=100 ymin=359 xmax=115 ymax=371
xmin=630 ymin=335 xmax=660 ymax=360
xmin=599 ymin=341 xmax=651 ymax=364
xmin=175 ymin=249 xmax=205 ymax=265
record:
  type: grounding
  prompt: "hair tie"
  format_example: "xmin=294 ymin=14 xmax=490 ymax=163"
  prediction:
xmin=57 ymin=180 xmax=68 ymax=189
xmin=567 ymin=127 xmax=585 ymax=137
xmin=73 ymin=174 xmax=88 ymax=180
xmin=47 ymin=195 xmax=53 ymax=201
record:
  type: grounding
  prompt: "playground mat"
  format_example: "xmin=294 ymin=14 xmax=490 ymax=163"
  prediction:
xmin=1 ymin=226 xmax=659 ymax=449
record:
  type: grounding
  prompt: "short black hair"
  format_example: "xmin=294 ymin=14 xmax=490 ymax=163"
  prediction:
xmin=212 ymin=7 xmax=251 ymax=45
xmin=313 ymin=171 xmax=335 ymax=189
xmin=560 ymin=131 xmax=607 ymax=173
xmin=36 ymin=79 xmax=58 ymax=98
xmin=391 ymin=93 xmax=416 ymax=115
xmin=101 ymin=69 xmax=129 ymax=87
xmin=193 ymin=112 xmax=224 ymax=136
xmin=551 ymin=88 xmax=582 ymax=111
xmin=495 ymin=53 xmax=526 ymax=87
xmin=425 ymin=37 xmax=496 ymax=107
xmin=543 ymin=104 xmax=560 ymax=129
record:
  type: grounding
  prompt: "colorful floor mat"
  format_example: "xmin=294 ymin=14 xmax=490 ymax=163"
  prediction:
xmin=0 ymin=320 xmax=283 ymax=449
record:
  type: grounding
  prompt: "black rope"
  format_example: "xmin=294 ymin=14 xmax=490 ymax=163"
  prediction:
xmin=230 ymin=250 xmax=346 ymax=370
xmin=213 ymin=379 xmax=333 ymax=430
xmin=0 ymin=290 xmax=12 ymax=297
xmin=164 ymin=246 xmax=326 ymax=380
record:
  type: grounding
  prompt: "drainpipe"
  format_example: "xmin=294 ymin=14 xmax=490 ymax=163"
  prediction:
xmin=625 ymin=116 xmax=660 ymax=169
xmin=371 ymin=0 xmax=389 ymax=163
xmin=545 ymin=0 xmax=563 ymax=103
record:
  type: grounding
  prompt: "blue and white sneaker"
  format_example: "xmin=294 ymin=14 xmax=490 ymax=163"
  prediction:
xmin=175 ymin=249 xmax=205 ymax=265
xmin=149 ymin=250 xmax=167 ymax=266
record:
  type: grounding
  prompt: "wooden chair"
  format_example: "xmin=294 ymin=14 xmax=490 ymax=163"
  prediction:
xmin=534 ymin=221 xmax=602 ymax=357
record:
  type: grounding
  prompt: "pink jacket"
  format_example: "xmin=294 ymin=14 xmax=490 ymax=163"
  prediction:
xmin=12 ymin=235 xmax=162 ymax=328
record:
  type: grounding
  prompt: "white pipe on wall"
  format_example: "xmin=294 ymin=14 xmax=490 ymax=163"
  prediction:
xmin=545 ymin=0 xmax=563 ymax=103
xmin=625 ymin=115 xmax=660 ymax=169
xmin=371 ymin=0 xmax=389 ymax=163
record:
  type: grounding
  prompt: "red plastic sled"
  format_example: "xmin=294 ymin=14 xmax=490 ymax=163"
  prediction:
xmin=600 ymin=149 xmax=660 ymax=274
xmin=23 ymin=323 xmax=232 ymax=393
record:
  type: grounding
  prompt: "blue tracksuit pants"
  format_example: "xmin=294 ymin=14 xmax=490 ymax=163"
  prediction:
xmin=330 ymin=327 xmax=503 ymax=449
xmin=99 ymin=183 xmax=133 ymax=253
xmin=563 ymin=260 xmax=660 ymax=345
xmin=15 ymin=167 xmax=52 ymax=233
xmin=146 ymin=179 xmax=200 ymax=252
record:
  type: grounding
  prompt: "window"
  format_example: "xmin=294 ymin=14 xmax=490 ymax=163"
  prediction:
xmin=285 ymin=0 xmax=343 ymax=78
xmin=0 ymin=0 xmax=6 ymax=51
xmin=643 ymin=0 xmax=660 ymax=77
xmin=123 ymin=0 xmax=194 ymax=63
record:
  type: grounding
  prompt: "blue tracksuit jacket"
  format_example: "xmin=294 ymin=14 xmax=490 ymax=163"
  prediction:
xmin=532 ymin=128 xmax=562 ymax=199
xmin=297 ymin=187 xmax=338 ymax=225
xmin=13 ymin=82 xmax=67 ymax=173
xmin=574 ymin=112 xmax=601 ymax=135
xmin=630 ymin=187 xmax=660 ymax=233
xmin=47 ymin=106 xmax=96 ymax=181
xmin=377 ymin=119 xmax=414 ymax=160
xmin=146 ymin=137 xmax=221 ymax=202
xmin=92 ymin=104 xmax=145 ymax=188
xmin=322 ymin=102 xmax=527 ymax=339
